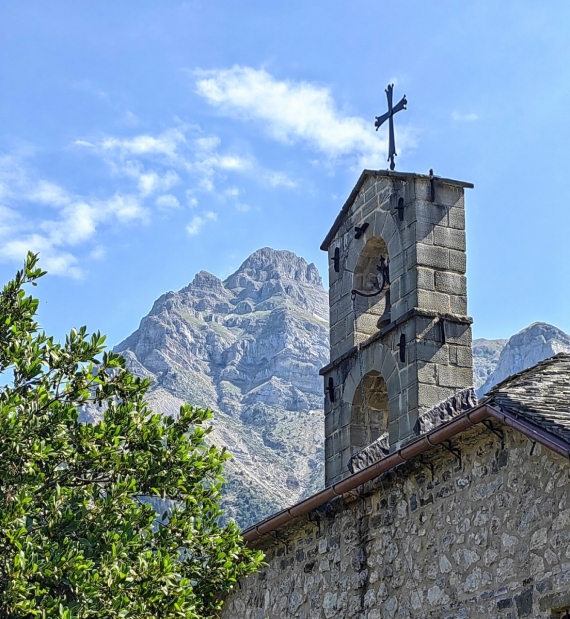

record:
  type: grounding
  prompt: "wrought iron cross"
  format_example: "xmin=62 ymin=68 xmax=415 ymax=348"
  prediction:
xmin=375 ymin=84 xmax=407 ymax=171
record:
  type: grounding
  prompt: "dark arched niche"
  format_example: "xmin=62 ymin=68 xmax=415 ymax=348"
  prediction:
xmin=350 ymin=370 xmax=388 ymax=450
xmin=352 ymin=236 xmax=391 ymax=341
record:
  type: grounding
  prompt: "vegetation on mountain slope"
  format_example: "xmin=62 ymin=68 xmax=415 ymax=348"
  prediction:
xmin=113 ymin=248 xmax=328 ymax=528
xmin=108 ymin=247 xmax=570 ymax=528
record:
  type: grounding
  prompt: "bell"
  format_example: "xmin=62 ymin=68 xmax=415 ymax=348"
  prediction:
xmin=377 ymin=307 xmax=391 ymax=329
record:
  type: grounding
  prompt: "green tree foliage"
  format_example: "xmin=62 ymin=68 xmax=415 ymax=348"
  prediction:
xmin=0 ymin=253 xmax=263 ymax=618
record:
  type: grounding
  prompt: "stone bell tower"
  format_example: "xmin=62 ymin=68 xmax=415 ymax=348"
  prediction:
xmin=320 ymin=170 xmax=474 ymax=486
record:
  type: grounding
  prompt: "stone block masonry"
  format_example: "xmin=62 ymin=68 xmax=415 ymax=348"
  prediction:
xmin=220 ymin=425 xmax=570 ymax=619
xmin=321 ymin=170 xmax=474 ymax=485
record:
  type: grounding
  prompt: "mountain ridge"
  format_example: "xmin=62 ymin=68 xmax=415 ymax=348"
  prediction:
xmin=110 ymin=248 xmax=570 ymax=527
xmin=477 ymin=321 xmax=570 ymax=396
xmin=113 ymin=247 xmax=328 ymax=527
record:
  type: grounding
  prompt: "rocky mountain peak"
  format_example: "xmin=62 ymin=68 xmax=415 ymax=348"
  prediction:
xmin=112 ymin=247 xmax=329 ymax=527
xmin=182 ymin=270 xmax=227 ymax=296
xmin=110 ymin=239 xmax=570 ymax=529
xmin=224 ymin=247 xmax=322 ymax=289
xmin=478 ymin=321 xmax=570 ymax=396
xmin=221 ymin=247 xmax=326 ymax=320
xmin=510 ymin=321 xmax=570 ymax=347
xmin=191 ymin=269 xmax=223 ymax=287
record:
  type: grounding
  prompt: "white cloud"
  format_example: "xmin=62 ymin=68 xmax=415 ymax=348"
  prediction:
xmin=195 ymin=66 xmax=412 ymax=168
xmin=40 ymin=201 xmax=97 ymax=246
xmin=194 ymin=136 xmax=220 ymax=152
xmin=0 ymin=232 xmax=82 ymax=279
xmin=0 ymin=156 xmax=148 ymax=278
xmin=75 ymin=126 xmax=278 ymax=200
xmin=155 ymin=194 xmax=180 ymax=209
xmin=186 ymin=211 xmax=217 ymax=236
xmin=188 ymin=135 xmax=254 ymax=191
xmin=100 ymin=193 xmax=148 ymax=223
xmin=27 ymin=180 xmax=71 ymax=206
xmin=224 ymin=187 xmax=240 ymax=198
xmin=452 ymin=111 xmax=479 ymax=122
xmin=120 ymin=163 xmax=180 ymax=197
xmin=0 ymin=115 xmax=298 ymax=277
xmin=94 ymin=128 xmax=187 ymax=158
xmin=185 ymin=190 xmax=198 ymax=207
xmin=90 ymin=245 xmax=106 ymax=260
xmin=265 ymin=171 xmax=297 ymax=188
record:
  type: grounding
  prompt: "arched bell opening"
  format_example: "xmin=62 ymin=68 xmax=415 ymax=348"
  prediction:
xmin=350 ymin=370 xmax=389 ymax=451
xmin=352 ymin=236 xmax=391 ymax=343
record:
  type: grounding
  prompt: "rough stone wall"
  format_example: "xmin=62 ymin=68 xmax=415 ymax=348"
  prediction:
xmin=221 ymin=426 xmax=570 ymax=619
xmin=323 ymin=172 xmax=474 ymax=484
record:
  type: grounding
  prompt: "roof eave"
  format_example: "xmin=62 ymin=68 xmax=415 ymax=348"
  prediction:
xmin=242 ymin=402 xmax=570 ymax=544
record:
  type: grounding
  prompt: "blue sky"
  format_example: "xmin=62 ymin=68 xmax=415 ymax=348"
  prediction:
xmin=0 ymin=1 xmax=569 ymax=344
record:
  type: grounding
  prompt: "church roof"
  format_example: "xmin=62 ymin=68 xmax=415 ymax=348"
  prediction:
xmin=242 ymin=354 xmax=570 ymax=544
xmin=481 ymin=352 xmax=570 ymax=444
xmin=320 ymin=169 xmax=473 ymax=251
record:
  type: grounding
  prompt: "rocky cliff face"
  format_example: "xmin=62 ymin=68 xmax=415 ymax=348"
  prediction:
xmin=472 ymin=338 xmax=508 ymax=390
xmin=476 ymin=322 xmax=570 ymax=396
xmin=113 ymin=248 xmax=329 ymax=528
xmin=107 ymin=245 xmax=569 ymax=528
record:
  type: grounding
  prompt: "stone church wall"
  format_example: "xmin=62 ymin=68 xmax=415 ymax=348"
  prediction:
xmin=220 ymin=426 xmax=570 ymax=619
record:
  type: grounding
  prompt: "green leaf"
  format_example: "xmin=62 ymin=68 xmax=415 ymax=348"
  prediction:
xmin=0 ymin=253 xmax=263 ymax=617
